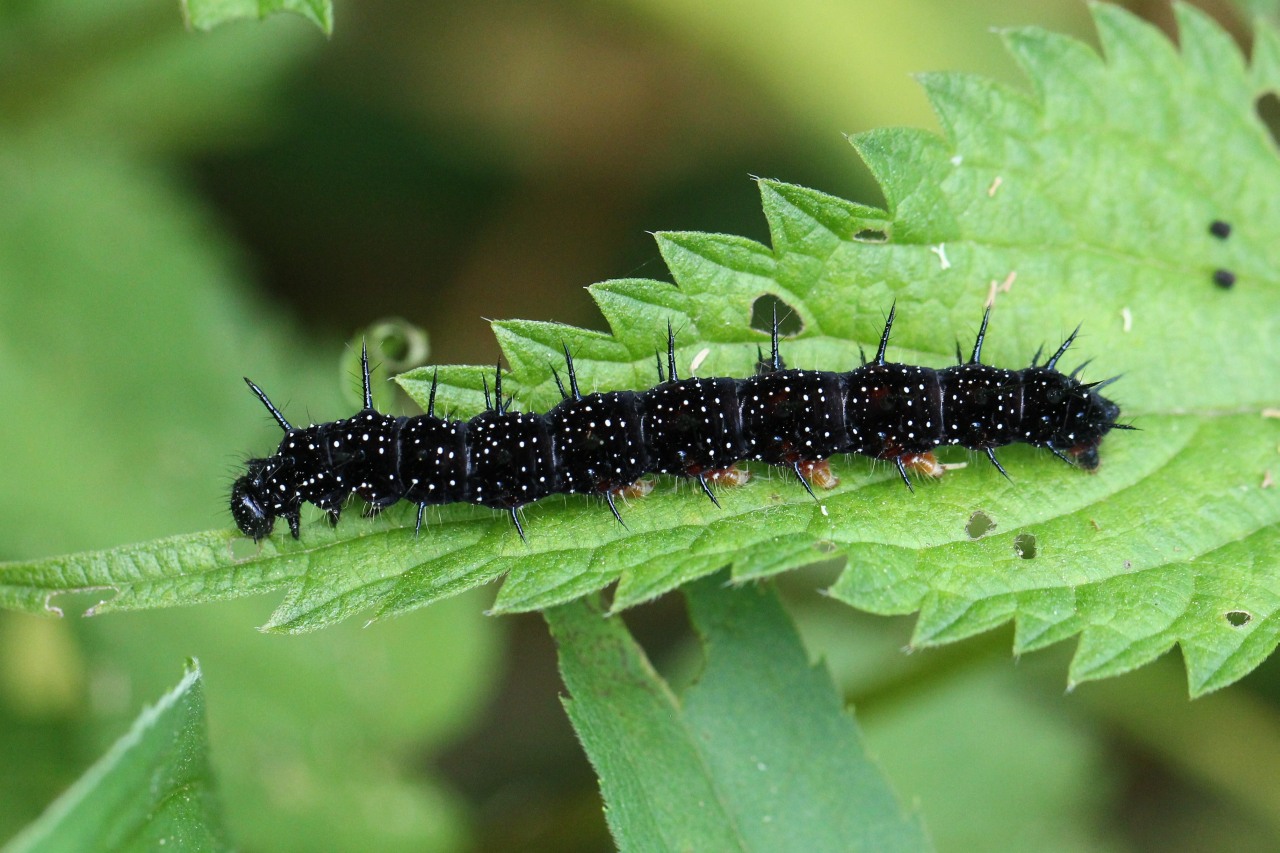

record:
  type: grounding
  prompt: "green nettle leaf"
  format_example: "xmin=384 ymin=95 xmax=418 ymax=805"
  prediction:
xmin=1 ymin=4 xmax=1278 ymax=695
xmin=3 ymin=662 xmax=228 ymax=853
xmin=547 ymin=577 xmax=929 ymax=852
xmin=181 ymin=0 xmax=334 ymax=35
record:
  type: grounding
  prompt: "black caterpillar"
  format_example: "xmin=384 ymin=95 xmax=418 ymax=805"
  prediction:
xmin=231 ymin=307 xmax=1129 ymax=541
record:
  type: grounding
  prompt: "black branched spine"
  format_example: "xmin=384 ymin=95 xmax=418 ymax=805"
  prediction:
xmin=230 ymin=308 xmax=1126 ymax=542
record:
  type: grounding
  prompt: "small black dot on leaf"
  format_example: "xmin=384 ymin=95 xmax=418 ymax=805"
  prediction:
xmin=1209 ymin=220 xmax=1231 ymax=239
xmin=1213 ymin=269 xmax=1236 ymax=289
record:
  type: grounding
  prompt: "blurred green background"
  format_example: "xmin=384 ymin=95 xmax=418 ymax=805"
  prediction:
xmin=1 ymin=0 xmax=1278 ymax=850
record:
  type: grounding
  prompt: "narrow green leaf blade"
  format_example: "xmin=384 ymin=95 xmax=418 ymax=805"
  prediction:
xmin=547 ymin=579 xmax=929 ymax=852
xmin=4 ymin=661 xmax=227 ymax=852
xmin=550 ymin=599 xmax=741 ymax=850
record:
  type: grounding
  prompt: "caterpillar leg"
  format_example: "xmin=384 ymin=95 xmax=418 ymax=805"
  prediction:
xmin=797 ymin=459 xmax=839 ymax=491
xmin=702 ymin=465 xmax=751 ymax=488
xmin=894 ymin=452 xmax=945 ymax=491
xmin=693 ymin=464 xmax=751 ymax=508
xmin=602 ymin=479 xmax=657 ymax=528
xmin=617 ymin=479 xmax=656 ymax=500
xmin=701 ymin=465 xmax=752 ymax=507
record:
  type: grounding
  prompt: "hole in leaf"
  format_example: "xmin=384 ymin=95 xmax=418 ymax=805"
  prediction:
xmin=49 ymin=588 xmax=119 ymax=619
xmin=966 ymin=510 xmax=996 ymax=539
xmin=1226 ymin=610 xmax=1252 ymax=628
xmin=853 ymin=228 xmax=887 ymax=242
xmin=750 ymin=295 xmax=803 ymax=337
xmin=1256 ymin=93 xmax=1280 ymax=151
xmin=1013 ymin=532 xmax=1037 ymax=559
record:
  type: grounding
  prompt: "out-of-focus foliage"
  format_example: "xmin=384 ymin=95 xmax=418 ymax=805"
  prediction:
xmin=5 ymin=662 xmax=226 ymax=853
xmin=0 ymin=3 xmax=499 ymax=851
xmin=608 ymin=0 xmax=1092 ymax=161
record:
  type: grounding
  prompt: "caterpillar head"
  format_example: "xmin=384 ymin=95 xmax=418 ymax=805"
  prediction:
xmin=230 ymin=458 xmax=277 ymax=541
xmin=1051 ymin=379 xmax=1123 ymax=471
